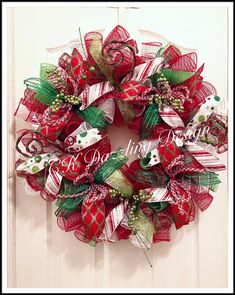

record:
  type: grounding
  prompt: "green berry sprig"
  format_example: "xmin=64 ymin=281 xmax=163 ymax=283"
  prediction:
xmin=128 ymin=190 xmax=153 ymax=235
xmin=108 ymin=188 xmax=129 ymax=200
xmin=51 ymin=88 xmax=81 ymax=113
xmin=109 ymin=188 xmax=120 ymax=199
xmin=46 ymin=68 xmax=62 ymax=85
xmin=169 ymin=97 xmax=185 ymax=112
xmin=157 ymin=77 xmax=169 ymax=94
xmin=64 ymin=94 xmax=81 ymax=105
xmin=149 ymin=93 xmax=185 ymax=111
xmin=51 ymin=97 xmax=63 ymax=113
xmin=148 ymin=71 xmax=185 ymax=112
xmin=51 ymin=88 xmax=65 ymax=112
xmin=148 ymin=72 xmax=169 ymax=104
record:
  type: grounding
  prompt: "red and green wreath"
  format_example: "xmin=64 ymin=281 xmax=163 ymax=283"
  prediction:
xmin=15 ymin=26 xmax=228 ymax=248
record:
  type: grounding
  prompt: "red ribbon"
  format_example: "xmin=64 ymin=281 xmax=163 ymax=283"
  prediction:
xmin=164 ymin=45 xmax=197 ymax=72
xmin=158 ymin=142 xmax=204 ymax=229
xmin=81 ymin=172 xmax=108 ymax=242
xmin=39 ymin=103 xmax=73 ymax=141
xmin=60 ymin=170 xmax=108 ymax=243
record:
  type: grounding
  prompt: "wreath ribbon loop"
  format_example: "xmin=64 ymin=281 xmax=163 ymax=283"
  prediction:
xmin=158 ymin=143 xmax=204 ymax=228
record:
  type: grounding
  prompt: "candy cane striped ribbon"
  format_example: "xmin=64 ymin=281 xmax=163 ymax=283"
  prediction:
xmin=143 ymin=187 xmax=171 ymax=202
xmin=123 ymin=57 xmax=164 ymax=82
xmin=165 ymin=154 xmax=204 ymax=176
xmin=159 ymin=105 xmax=185 ymax=130
xmin=185 ymin=142 xmax=226 ymax=171
xmin=45 ymin=164 xmax=63 ymax=195
xmin=169 ymin=179 xmax=191 ymax=216
xmin=79 ymin=81 xmax=114 ymax=110
xmin=101 ymin=200 xmax=128 ymax=240
xmin=98 ymin=98 xmax=115 ymax=123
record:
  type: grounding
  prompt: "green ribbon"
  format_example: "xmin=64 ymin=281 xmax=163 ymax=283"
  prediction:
xmin=94 ymin=149 xmax=128 ymax=185
xmin=177 ymin=172 xmax=220 ymax=191
xmin=159 ymin=68 xmax=194 ymax=85
xmin=140 ymin=152 xmax=152 ymax=169
xmin=133 ymin=209 xmax=156 ymax=242
xmin=149 ymin=69 xmax=193 ymax=86
xmin=156 ymin=42 xmax=172 ymax=58
xmin=56 ymin=197 xmax=84 ymax=213
xmin=24 ymin=77 xmax=58 ymax=106
xmin=130 ymin=169 xmax=169 ymax=187
xmin=75 ymin=105 xmax=110 ymax=130
xmin=148 ymin=71 xmax=162 ymax=86
xmin=59 ymin=179 xmax=90 ymax=196
xmin=146 ymin=202 xmax=168 ymax=212
xmin=55 ymin=181 xmax=89 ymax=214
xmin=105 ymin=169 xmax=134 ymax=197
xmin=141 ymin=104 xmax=159 ymax=139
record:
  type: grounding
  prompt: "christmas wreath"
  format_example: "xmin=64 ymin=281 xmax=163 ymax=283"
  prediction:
xmin=15 ymin=26 xmax=228 ymax=248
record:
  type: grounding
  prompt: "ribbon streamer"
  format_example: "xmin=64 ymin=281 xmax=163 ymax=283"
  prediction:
xmin=101 ymin=200 xmax=128 ymax=241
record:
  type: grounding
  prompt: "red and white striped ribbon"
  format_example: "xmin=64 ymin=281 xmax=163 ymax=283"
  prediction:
xmin=101 ymin=200 xmax=128 ymax=240
xmin=45 ymin=165 xmax=63 ymax=195
xmin=98 ymin=98 xmax=115 ymax=123
xmin=143 ymin=187 xmax=171 ymax=202
xmin=14 ymin=99 xmax=44 ymax=124
xmin=79 ymin=81 xmax=114 ymax=110
xmin=140 ymin=42 xmax=162 ymax=60
xmin=159 ymin=105 xmax=185 ymax=130
xmin=185 ymin=142 xmax=226 ymax=171
xmin=123 ymin=57 xmax=163 ymax=82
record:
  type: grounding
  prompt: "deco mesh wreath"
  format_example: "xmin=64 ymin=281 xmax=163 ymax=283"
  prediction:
xmin=15 ymin=26 xmax=228 ymax=248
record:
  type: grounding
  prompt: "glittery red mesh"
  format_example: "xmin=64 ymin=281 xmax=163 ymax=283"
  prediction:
xmin=103 ymin=25 xmax=130 ymax=46
xmin=116 ymin=225 xmax=132 ymax=240
xmin=57 ymin=212 xmax=82 ymax=232
xmin=171 ymin=52 xmax=197 ymax=72
xmin=26 ymin=170 xmax=47 ymax=192
xmin=153 ymin=209 xmax=172 ymax=243
xmin=14 ymin=89 xmax=47 ymax=123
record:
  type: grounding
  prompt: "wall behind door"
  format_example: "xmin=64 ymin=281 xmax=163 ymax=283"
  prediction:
xmin=8 ymin=6 xmax=228 ymax=288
